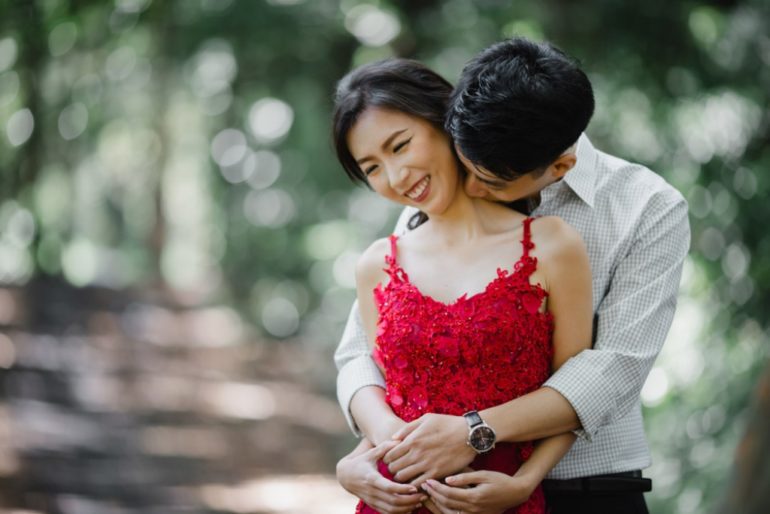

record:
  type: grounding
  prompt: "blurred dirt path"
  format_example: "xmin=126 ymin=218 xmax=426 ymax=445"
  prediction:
xmin=0 ymin=281 xmax=359 ymax=513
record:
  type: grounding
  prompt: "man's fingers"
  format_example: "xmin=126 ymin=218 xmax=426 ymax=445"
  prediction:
xmin=409 ymin=471 xmax=433 ymax=488
xmin=383 ymin=440 xmax=413 ymax=466
xmin=392 ymin=461 xmax=426 ymax=483
xmin=368 ymin=439 xmax=400 ymax=461
xmin=391 ymin=419 xmax=420 ymax=441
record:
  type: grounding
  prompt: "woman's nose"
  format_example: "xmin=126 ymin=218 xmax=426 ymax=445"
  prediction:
xmin=387 ymin=164 xmax=410 ymax=190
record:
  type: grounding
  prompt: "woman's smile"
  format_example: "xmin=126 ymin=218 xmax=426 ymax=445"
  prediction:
xmin=405 ymin=176 xmax=431 ymax=202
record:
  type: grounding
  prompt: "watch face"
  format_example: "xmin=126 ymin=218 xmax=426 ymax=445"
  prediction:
xmin=469 ymin=425 xmax=496 ymax=452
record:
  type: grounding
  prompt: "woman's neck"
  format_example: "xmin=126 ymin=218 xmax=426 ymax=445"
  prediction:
xmin=421 ymin=187 xmax=520 ymax=246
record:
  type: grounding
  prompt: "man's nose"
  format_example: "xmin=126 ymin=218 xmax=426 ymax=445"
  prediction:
xmin=464 ymin=173 xmax=487 ymax=198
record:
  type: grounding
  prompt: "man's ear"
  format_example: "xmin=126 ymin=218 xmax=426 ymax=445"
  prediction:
xmin=550 ymin=152 xmax=577 ymax=179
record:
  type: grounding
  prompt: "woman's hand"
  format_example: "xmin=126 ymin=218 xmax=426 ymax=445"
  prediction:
xmin=337 ymin=439 xmax=428 ymax=514
xmin=421 ymin=470 xmax=536 ymax=514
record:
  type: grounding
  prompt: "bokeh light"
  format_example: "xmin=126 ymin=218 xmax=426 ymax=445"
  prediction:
xmin=48 ymin=21 xmax=78 ymax=57
xmin=345 ymin=5 xmax=401 ymax=47
xmin=6 ymin=108 xmax=34 ymax=146
xmin=58 ymin=103 xmax=89 ymax=140
xmin=0 ymin=37 xmax=17 ymax=72
xmin=248 ymin=98 xmax=294 ymax=144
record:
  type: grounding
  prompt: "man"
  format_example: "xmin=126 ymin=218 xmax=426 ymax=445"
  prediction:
xmin=335 ymin=37 xmax=690 ymax=514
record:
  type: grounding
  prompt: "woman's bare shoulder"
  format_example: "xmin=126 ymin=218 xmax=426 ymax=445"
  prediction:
xmin=355 ymin=237 xmax=392 ymax=285
xmin=529 ymin=215 xmax=586 ymax=259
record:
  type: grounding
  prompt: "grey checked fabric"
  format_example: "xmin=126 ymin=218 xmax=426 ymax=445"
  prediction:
xmin=334 ymin=134 xmax=691 ymax=479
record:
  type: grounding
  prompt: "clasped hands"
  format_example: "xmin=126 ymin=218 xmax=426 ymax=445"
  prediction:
xmin=338 ymin=413 xmax=536 ymax=514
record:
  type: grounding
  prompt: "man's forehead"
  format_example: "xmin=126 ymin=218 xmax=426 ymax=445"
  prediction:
xmin=471 ymin=164 xmax=498 ymax=180
xmin=455 ymin=145 xmax=499 ymax=178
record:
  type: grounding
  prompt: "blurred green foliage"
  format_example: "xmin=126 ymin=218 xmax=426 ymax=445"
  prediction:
xmin=1 ymin=0 xmax=769 ymax=512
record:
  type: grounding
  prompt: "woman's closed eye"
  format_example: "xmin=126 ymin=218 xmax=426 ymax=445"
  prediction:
xmin=364 ymin=164 xmax=379 ymax=175
xmin=393 ymin=138 xmax=411 ymax=153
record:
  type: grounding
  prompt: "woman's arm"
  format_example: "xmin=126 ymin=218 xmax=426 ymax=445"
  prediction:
xmin=336 ymin=240 xmax=429 ymax=512
xmin=351 ymin=239 xmax=409 ymax=444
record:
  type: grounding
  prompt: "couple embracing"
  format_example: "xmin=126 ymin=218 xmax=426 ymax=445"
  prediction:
xmin=331 ymin=37 xmax=690 ymax=514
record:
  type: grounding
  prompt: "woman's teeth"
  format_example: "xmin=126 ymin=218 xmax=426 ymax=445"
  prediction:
xmin=406 ymin=177 xmax=430 ymax=200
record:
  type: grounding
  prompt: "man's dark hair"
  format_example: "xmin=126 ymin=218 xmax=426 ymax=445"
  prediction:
xmin=446 ymin=37 xmax=595 ymax=180
xmin=333 ymin=58 xmax=453 ymax=184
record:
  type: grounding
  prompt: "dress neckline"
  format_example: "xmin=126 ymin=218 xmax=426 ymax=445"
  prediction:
xmin=382 ymin=217 xmax=542 ymax=308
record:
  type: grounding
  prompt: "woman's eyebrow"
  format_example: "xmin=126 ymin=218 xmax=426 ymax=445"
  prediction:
xmin=356 ymin=128 xmax=408 ymax=164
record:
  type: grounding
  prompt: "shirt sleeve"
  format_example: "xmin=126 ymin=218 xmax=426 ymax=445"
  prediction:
xmin=543 ymin=191 xmax=691 ymax=440
xmin=334 ymin=207 xmax=418 ymax=435
xmin=334 ymin=300 xmax=386 ymax=436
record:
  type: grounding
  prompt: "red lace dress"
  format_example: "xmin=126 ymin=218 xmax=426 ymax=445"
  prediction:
xmin=356 ymin=218 xmax=554 ymax=514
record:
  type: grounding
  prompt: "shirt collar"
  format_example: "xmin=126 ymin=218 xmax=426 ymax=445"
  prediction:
xmin=562 ymin=133 xmax=598 ymax=208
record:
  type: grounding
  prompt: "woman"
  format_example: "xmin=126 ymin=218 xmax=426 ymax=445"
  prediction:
xmin=333 ymin=59 xmax=592 ymax=514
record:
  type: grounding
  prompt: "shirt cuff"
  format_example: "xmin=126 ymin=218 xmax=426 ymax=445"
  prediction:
xmin=543 ymin=354 xmax=615 ymax=442
xmin=337 ymin=354 xmax=387 ymax=436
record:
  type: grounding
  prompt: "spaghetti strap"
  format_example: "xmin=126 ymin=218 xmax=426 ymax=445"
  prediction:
xmin=521 ymin=217 xmax=535 ymax=258
xmin=385 ymin=235 xmax=399 ymax=268
xmin=383 ymin=234 xmax=408 ymax=282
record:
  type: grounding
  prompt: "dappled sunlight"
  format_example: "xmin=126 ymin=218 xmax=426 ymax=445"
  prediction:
xmin=201 ymin=475 xmax=357 ymax=513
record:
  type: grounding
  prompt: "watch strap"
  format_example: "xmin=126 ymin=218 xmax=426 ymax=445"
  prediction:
xmin=463 ymin=410 xmax=483 ymax=428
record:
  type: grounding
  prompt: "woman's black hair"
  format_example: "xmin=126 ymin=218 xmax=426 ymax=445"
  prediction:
xmin=332 ymin=59 xmax=455 ymax=228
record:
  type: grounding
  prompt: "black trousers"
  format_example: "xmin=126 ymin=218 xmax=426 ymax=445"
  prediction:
xmin=543 ymin=471 xmax=651 ymax=514
xmin=545 ymin=490 xmax=650 ymax=514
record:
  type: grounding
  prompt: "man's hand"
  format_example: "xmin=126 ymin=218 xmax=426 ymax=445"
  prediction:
xmin=337 ymin=439 xmax=427 ymax=514
xmin=384 ymin=413 xmax=476 ymax=485
xmin=374 ymin=416 xmax=408 ymax=447
xmin=421 ymin=470 xmax=536 ymax=514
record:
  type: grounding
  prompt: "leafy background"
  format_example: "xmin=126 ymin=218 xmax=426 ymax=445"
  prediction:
xmin=0 ymin=0 xmax=768 ymax=513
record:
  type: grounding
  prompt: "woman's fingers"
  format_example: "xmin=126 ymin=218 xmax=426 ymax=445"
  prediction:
xmin=445 ymin=469 xmax=489 ymax=487
xmin=422 ymin=480 xmax=467 ymax=510
xmin=367 ymin=485 xmax=427 ymax=514
xmin=423 ymin=497 xmax=443 ymax=514
xmin=368 ymin=500 xmax=417 ymax=514
xmin=380 ymin=481 xmax=423 ymax=498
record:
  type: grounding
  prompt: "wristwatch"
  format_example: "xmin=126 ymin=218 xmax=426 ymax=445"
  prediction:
xmin=463 ymin=410 xmax=496 ymax=454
